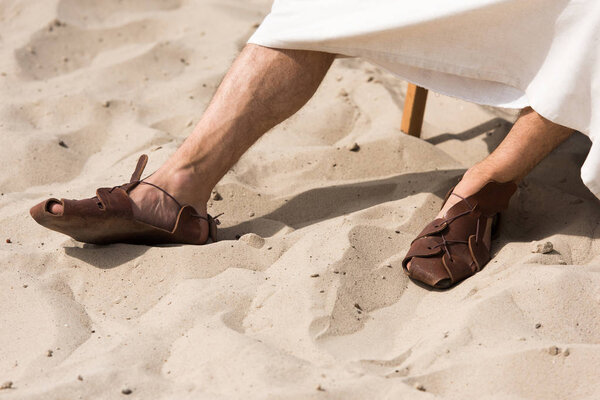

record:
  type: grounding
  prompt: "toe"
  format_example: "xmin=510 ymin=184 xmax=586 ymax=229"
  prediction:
xmin=30 ymin=199 xmax=64 ymax=222
xmin=48 ymin=200 xmax=64 ymax=215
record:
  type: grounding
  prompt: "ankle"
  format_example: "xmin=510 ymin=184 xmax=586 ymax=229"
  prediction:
xmin=145 ymin=166 xmax=212 ymax=212
xmin=464 ymin=159 xmax=522 ymax=187
xmin=437 ymin=165 xmax=493 ymax=218
xmin=453 ymin=165 xmax=494 ymax=197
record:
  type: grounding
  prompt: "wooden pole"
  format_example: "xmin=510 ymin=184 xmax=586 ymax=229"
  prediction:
xmin=401 ymin=84 xmax=428 ymax=138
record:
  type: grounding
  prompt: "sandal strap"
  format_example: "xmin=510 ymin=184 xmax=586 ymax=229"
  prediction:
xmin=138 ymin=181 xmax=184 ymax=210
xmin=130 ymin=154 xmax=149 ymax=183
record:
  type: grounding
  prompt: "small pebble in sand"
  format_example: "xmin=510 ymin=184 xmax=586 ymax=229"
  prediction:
xmin=310 ymin=274 xmax=320 ymax=278
xmin=367 ymin=76 xmax=374 ymax=82
xmin=58 ymin=140 xmax=68 ymax=148
xmin=338 ymin=89 xmax=348 ymax=97
xmin=212 ymin=191 xmax=223 ymax=201
xmin=532 ymin=241 xmax=553 ymax=254
xmin=5 ymin=238 xmax=11 ymax=244
xmin=354 ymin=303 xmax=363 ymax=311
xmin=0 ymin=381 xmax=13 ymax=390
xmin=548 ymin=346 xmax=561 ymax=356
xmin=316 ymin=385 xmax=326 ymax=391
xmin=102 ymin=101 xmax=111 ymax=108
xmin=535 ymin=323 xmax=542 ymax=329
xmin=394 ymin=230 xmax=400 ymax=234
xmin=47 ymin=350 xmax=53 ymax=357
xmin=22 ymin=284 xmax=28 ymax=288
xmin=252 ymin=22 xmax=261 ymax=29
xmin=347 ymin=142 xmax=360 ymax=152
xmin=563 ymin=348 xmax=570 ymax=357
xmin=77 ymin=375 xmax=83 ymax=381
xmin=121 ymin=388 xmax=132 ymax=395
xmin=415 ymin=383 xmax=426 ymax=391
xmin=248 ymin=211 xmax=255 ymax=217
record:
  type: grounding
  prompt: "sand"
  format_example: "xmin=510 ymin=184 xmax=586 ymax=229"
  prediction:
xmin=1 ymin=1 xmax=600 ymax=399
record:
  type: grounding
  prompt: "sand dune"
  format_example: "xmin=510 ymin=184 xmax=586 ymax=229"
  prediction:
xmin=1 ymin=0 xmax=599 ymax=399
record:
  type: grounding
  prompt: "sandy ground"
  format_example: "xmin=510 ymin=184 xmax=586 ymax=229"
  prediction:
xmin=1 ymin=1 xmax=600 ymax=399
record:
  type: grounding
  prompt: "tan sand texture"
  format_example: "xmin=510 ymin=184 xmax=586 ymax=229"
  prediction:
xmin=1 ymin=1 xmax=600 ymax=399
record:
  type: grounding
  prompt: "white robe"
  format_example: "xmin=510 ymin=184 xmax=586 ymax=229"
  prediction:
xmin=248 ymin=0 xmax=600 ymax=199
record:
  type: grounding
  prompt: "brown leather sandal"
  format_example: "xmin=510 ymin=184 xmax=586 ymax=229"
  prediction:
xmin=30 ymin=155 xmax=220 ymax=245
xmin=402 ymin=181 xmax=517 ymax=288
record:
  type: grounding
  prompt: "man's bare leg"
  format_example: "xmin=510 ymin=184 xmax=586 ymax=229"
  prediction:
xmin=407 ymin=107 xmax=574 ymax=271
xmin=50 ymin=45 xmax=335 ymax=234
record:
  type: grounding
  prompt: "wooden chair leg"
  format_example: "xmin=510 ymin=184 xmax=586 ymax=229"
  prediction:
xmin=401 ymin=84 xmax=428 ymax=138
